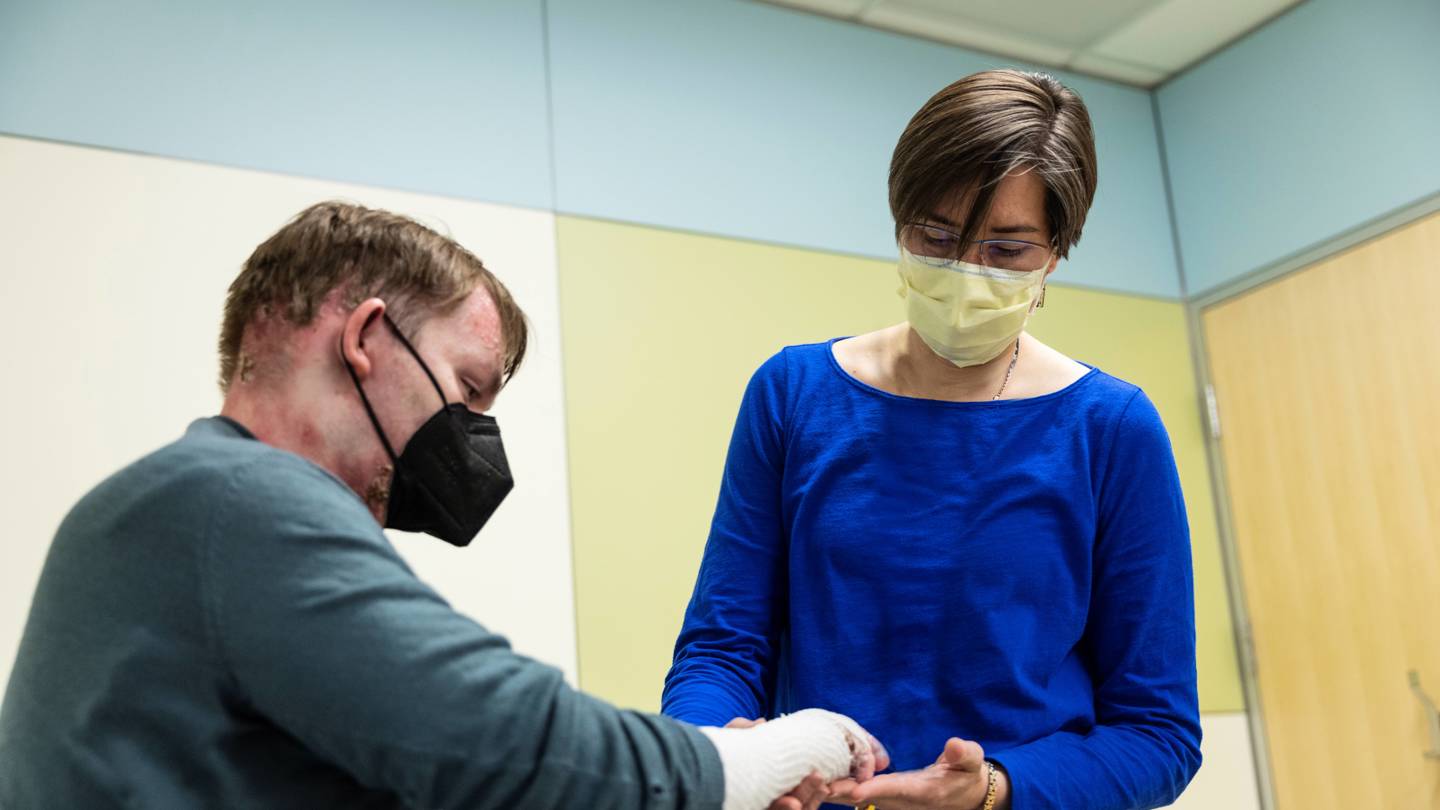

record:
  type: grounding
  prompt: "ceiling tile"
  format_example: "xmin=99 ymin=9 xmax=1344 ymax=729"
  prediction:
xmin=1089 ymin=0 xmax=1304 ymax=72
xmin=862 ymin=0 xmax=1076 ymax=65
xmin=1066 ymin=52 xmax=1169 ymax=86
xmin=886 ymin=0 xmax=1167 ymax=48
xmin=754 ymin=0 xmax=1308 ymax=88
xmin=761 ymin=0 xmax=876 ymax=16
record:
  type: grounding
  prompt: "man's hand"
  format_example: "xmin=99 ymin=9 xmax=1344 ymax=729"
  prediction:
xmin=829 ymin=737 xmax=1008 ymax=810
xmin=726 ymin=716 xmax=891 ymax=810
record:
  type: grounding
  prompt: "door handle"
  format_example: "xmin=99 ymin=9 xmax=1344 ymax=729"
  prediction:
xmin=1409 ymin=670 xmax=1440 ymax=760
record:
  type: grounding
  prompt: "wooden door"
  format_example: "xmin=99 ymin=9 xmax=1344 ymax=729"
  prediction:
xmin=1202 ymin=211 xmax=1440 ymax=809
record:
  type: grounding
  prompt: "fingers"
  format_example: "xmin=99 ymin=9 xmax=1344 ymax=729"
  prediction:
xmin=726 ymin=716 xmax=766 ymax=729
xmin=769 ymin=772 xmax=827 ymax=810
xmin=869 ymin=733 xmax=891 ymax=773
xmin=834 ymin=733 xmax=887 ymax=799
xmin=938 ymin=737 xmax=984 ymax=771
xmin=852 ymin=735 xmax=876 ymax=782
xmin=795 ymin=772 xmax=827 ymax=808
xmin=826 ymin=778 xmax=863 ymax=806
xmin=845 ymin=771 xmax=932 ymax=805
xmin=825 ymin=713 xmax=884 ymax=782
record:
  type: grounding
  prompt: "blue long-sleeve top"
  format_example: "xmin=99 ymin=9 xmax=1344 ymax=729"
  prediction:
xmin=662 ymin=340 xmax=1202 ymax=809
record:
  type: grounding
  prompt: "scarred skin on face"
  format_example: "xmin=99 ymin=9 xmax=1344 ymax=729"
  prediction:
xmin=220 ymin=286 xmax=507 ymax=525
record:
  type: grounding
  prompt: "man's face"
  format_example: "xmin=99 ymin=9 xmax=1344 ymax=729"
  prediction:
xmin=355 ymin=287 xmax=507 ymax=515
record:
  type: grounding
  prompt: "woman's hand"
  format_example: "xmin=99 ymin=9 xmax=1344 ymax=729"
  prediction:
xmin=829 ymin=737 xmax=1009 ymax=810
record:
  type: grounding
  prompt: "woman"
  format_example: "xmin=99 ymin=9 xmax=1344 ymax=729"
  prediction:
xmin=661 ymin=70 xmax=1202 ymax=810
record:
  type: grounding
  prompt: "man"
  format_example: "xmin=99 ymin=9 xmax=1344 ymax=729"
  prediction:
xmin=0 ymin=202 xmax=884 ymax=809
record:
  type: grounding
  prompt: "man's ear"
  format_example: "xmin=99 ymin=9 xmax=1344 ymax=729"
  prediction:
xmin=1044 ymin=251 xmax=1060 ymax=277
xmin=340 ymin=298 xmax=388 ymax=379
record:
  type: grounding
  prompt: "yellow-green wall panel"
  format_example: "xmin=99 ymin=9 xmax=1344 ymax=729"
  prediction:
xmin=1027 ymin=287 xmax=1243 ymax=713
xmin=559 ymin=215 xmax=1243 ymax=716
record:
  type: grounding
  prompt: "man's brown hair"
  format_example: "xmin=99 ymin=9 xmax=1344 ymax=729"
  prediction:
xmin=218 ymin=201 xmax=528 ymax=392
xmin=889 ymin=69 xmax=1098 ymax=258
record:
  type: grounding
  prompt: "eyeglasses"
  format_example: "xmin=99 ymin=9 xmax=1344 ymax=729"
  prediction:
xmin=900 ymin=222 xmax=1054 ymax=273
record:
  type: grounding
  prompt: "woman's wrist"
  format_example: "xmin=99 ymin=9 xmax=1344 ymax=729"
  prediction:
xmin=985 ymin=760 xmax=1012 ymax=810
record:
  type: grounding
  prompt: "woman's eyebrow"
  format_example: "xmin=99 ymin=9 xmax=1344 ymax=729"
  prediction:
xmin=924 ymin=212 xmax=1042 ymax=235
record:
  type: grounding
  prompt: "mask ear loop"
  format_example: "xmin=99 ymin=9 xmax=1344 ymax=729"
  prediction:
xmin=340 ymin=310 xmax=451 ymax=464
xmin=1035 ymin=245 xmax=1056 ymax=309
xmin=343 ymin=350 xmax=401 ymax=463
xmin=381 ymin=313 xmax=451 ymax=411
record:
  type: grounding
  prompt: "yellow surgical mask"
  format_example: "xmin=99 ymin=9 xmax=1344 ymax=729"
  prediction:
xmin=897 ymin=247 xmax=1046 ymax=368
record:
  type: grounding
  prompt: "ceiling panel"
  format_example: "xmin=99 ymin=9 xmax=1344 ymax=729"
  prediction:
xmin=764 ymin=0 xmax=875 ymax=16
xmin=878 ymin=0 xmax=1164 ymax=48
xmin=1067 ymin=51 xmax=1169 ymax=86
xmin=1089 ymin=0 xmax=1305 ymax=72
xmin=758 ymin=0 xmax=1310 ymax=87
xmin=861 ymin=1 xmax=1076 ymax=65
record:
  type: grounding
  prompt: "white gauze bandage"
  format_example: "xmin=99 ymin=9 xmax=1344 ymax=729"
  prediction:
xmin=699 ymin=709 xmax=868 ymax=810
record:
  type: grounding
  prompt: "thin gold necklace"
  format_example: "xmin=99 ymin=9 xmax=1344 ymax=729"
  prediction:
xmin=993 ymin=339 xmax=1021 ymax=401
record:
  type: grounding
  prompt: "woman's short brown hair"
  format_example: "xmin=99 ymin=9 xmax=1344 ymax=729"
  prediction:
xmin=889 ymin=69 xmax=1098 ymax=258
xmin=218 ymin=201 xmax=528 ymax=392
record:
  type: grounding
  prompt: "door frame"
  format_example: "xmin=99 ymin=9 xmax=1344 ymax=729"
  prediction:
xmin=1183 ymin=189 xmax=1440 ymax=810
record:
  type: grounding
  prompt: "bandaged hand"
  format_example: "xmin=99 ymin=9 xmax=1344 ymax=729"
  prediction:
xmin=701 ymin=709 xmax=889 ymax=810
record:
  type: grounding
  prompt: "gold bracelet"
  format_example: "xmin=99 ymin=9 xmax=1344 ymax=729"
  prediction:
xmin=980 ymin=761 xmax=999 ymax=810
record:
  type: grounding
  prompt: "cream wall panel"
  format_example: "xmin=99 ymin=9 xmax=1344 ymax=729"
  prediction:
xmin=0 ymin=135 xmax=577 ymax=694
xmin=1168 ymin=712 xmax=1261 ymax=810
xmin=1027 ymin=284 xmax=1243 ymax=713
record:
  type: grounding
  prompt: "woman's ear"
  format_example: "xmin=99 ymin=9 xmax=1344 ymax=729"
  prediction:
xmin=340 ymin=298 xmax=388 ymax=379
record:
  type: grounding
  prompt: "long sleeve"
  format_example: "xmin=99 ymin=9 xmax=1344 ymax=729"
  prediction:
xmin=988 ymin=390 xmax=1203 ymax=809
xmin=662 ymin=352 xmax=791 ymax=728
xmin=203 ymin=455 xmax=725 ymax=810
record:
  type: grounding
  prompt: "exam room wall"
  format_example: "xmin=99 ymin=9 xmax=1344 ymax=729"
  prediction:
xmin=0 ymin=0 xmax=1254 ymax=802
xmin=0 ymin=0 xmax=1179 ymax=300
xmin=545 ymin=0 xmax=1181 ymax=298
xmin=557 ymin=216 xmax=1257 ymax=809
xmin=0 ymin=134 xmax=580 ymax=694
xmin=1155 ymin=0 xmax=1440 ymax=296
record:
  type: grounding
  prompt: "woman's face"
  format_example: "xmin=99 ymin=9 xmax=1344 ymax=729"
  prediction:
xmin=921 ymin=169 xmax=1060 ymax=276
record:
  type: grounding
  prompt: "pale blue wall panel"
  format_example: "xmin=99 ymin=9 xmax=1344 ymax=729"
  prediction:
xmin=548 ymin=0 xmax=1181 ymax=298
xmin=0 ymin=0 xmax=553 ymax=209
xmin=1157 ymin=0 xmax=1440 ymax=295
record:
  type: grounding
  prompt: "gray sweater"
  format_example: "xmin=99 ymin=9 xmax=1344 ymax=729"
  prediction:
xmin=0 ymin=417 xmax=723 ymax=809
